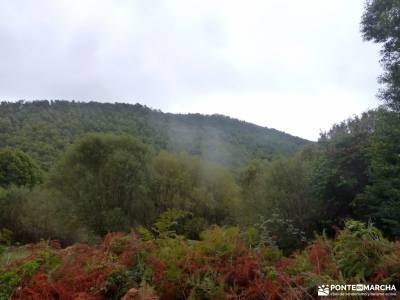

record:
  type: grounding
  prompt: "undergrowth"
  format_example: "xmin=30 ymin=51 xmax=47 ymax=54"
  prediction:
xmin=0 ymin=220 xmax=398 ymax=299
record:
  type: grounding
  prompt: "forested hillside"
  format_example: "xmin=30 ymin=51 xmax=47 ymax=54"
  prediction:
xmin=1 ymin=0 xmax=400 ymax=299
xmin=0 ymin=101 xmax=308 ymax=170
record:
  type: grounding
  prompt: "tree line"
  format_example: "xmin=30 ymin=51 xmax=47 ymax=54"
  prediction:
xmin=0 ymin=100 xmax=307 ymax=171
xmin=0 ymin=106 xmax=399 ymax=250
xmin=0 ymin=0 xmax=399 ymax=252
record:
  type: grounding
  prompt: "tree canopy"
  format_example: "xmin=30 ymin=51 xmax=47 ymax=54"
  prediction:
xmin=0 ymin=149 xmax=43 ymax=189
xmin=362 ymin=0 xmax=400 ymax=111
xmin=0 ymin=101 xmax=309 ymax=170
xmin=50 ymin=134 xmax=154 ymax=235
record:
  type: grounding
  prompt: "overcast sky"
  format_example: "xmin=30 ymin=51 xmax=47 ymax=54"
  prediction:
xmin=0 ymin=0 xmax=382 ymax=140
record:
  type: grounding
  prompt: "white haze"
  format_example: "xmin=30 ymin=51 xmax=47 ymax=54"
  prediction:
xmin=0 ymin=0 xmax=382 ymax=140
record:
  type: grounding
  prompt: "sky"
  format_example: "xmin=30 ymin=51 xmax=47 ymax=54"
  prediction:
xmin=0 ymin=0 xmax=382 ymax=141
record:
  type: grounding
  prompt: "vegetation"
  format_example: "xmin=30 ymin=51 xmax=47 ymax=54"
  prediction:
xmin=0 ymin=0 xmax=400 ymax=298
xmin=0 ymin=220 xmax=398 ymax=299
xmin=0 ymin=101 xmax=308 ymax=171
xmin=0 ymin=105 xmax=399 ymax=297
xmin=0 ymin=148 xmax=43 ymax=189
xmin=362 ymin=0 xmax=400 ymax=111
xmin=50 ymin=134 xmax=154 ymax=235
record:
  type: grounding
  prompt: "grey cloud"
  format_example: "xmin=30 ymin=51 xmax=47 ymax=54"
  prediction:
xmin=0 ymin=0 xmax=382 ymax=140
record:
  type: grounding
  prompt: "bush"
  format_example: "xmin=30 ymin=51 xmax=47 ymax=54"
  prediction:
xmin=0 ymin=186 xmax=93 ymax=245
xmin=198 ymin=226 xmax=241 ymax=257
xmin=0 ymin=271 xmax=21 ymax=300
xmin=254 ymin=214 xmax=308 ymax=254
xmin=0 ymin=229 xmax=12 ymax=246
xmin=101 ymin=267 xmax=135 ymax=300
xmin=333 ymin=220 xmax=393 ymax=281
xmin=0 ymin=219 xmax=398 ymax=299
xmin=0 ymin=148 xmax=43 ymax=189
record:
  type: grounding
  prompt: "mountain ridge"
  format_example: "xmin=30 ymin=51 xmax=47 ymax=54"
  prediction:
xmin=0 ymin=100 xmax=311 ymax=169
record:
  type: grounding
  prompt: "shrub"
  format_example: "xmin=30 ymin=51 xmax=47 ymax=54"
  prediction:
xmin=254 ymin=214 xmax=308 ymax=254
xmin=20 ymin=260 xmax=41 ymax=278
xmin=108 ymin=236 xmax=130 ymax=256
xmin=0 ymin=271 xmax=21 ymax=300
xmin=36 ymin=248 xmax=62 ymax=274
xmin=197 ymin=226 xmax=240 ymax=258
xmin=0 ymin=229 xmax=12 ymax=246
xmin=0 ymin=219 xmax=398 ymax=299
xmin=333 ymin=220 xmax=393 ymax=281
xmin=101 ymin=267 xmax=135 ymax=300
xmin=0 ymin=148 xmax=43 ymax=189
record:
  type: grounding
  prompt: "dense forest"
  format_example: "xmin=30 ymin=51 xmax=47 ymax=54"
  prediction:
xmin=0 ymin=101 xmax=308 ymax=171
xmin=1 ymin=0 xmax=400 ymax=299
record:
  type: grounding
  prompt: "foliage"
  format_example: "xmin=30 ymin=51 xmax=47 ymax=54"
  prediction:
xmin=0 ymin=271 xmax=20 ymax=300
xmin=101 ymin=267 xmax=135 ymax=300
xmin=20 ymin=260 xmax=41 ymax=278
xmin=50 ymin=134 xmax=154 ymax=235
xmin=362 ymin=0 xmax=400 ymax=111
xmin=254 ymin=214 xmax=308 ymax=254
xmin=197 ymin=226 xmax=240 ymax=258
xmin=0 ymin=220 xmax=398 ymax=299
xmin=0 ymin=229 xmax=12 ymax=246
xmin=333 ymin=220 xmax=392 ymax=281
xmin=0 ymin=100 xmax=309 ymax=171
xmin=239 ymin=155 xmax=319 ymax=236
xmin=0 ymin=3 xmax=399 ymax=298
xmin=152 ymin=209 xmax=190 ymax=238
xmin=48 ymin=135 xmax=243 ymax=238
xmin=354 ymin=110 xmax=400 ymax=238
xmin=0 ymin=133 xmax=245 ymax=245
xmin=0 ymin=148 xmax=43 ymax=189
xmin=310 ymin=111 xmax=377 ymax=231
xmin=0 ymin=186 xmax=92 ymax=244
xmin=151 ymin=151 xmax=240 ymax=227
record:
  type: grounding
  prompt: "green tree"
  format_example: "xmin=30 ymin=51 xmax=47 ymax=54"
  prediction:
xmin=359 ymin=0 xmax=400 ymax=238
xmin=0 ymin=100 xmax=309 ymax=171
xmin=50 ymin=134 xmax=154 ymax=235
xmin=150 ymin=151 xmax=240 ymax=226
xmin=311 ymin=112 xmax=376 ymax=230
xmin=239 ymin=155 xmax=319 ymax=236
xmin=0 ymin=186 xmax=89 ymax=244
xmin=361 ymin=0 xmax=400 ymax=111
xmin=354 ymin=110 xmax=400 ymax=237
xmin=0 ymin=149 xmax=43 ymax=188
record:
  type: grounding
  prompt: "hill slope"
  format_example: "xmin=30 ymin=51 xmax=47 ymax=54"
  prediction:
xmin=0 ymin=100 xmax=310 ymax=169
